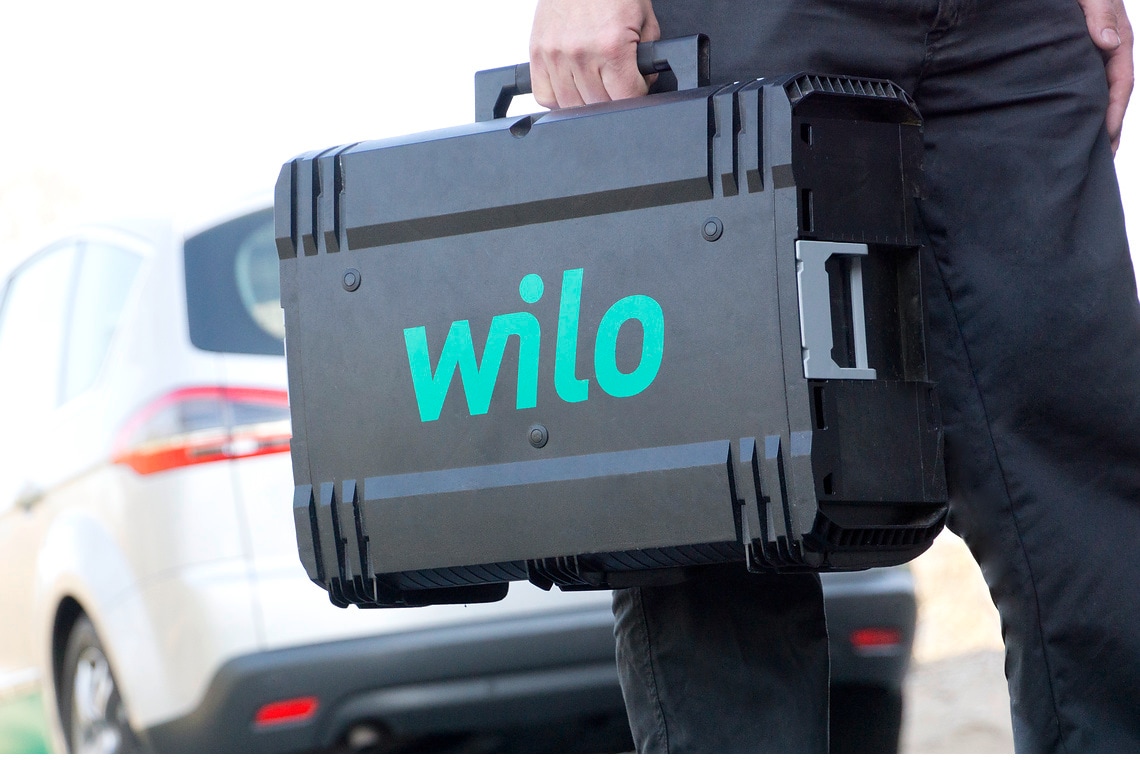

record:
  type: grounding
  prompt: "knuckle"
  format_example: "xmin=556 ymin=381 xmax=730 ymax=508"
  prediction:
xmin=565 ymin=41 xmax=594 ymax=65
xmin=597 ymin=34 xmax=632 ymax=63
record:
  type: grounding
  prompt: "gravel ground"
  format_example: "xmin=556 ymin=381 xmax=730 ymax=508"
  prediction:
xmin=901 ymin=650 xmax=1013 ymax=753
xmin=899 ymin=532 xmax=1014 ymax=753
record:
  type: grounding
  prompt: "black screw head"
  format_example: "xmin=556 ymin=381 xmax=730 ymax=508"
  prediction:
xmin=702 ymin=217 xmax=724 ymax=242
xmin=528 ymin=424 xmax=549 ymax=448
xmin=342 ymin=268 xmax=361 ymax=291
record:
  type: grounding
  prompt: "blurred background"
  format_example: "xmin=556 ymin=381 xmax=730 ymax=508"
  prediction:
xmin=1 ymin=0 xmax=1137 ymax=754
xmin=0 ymin=1 xmax=539 ymax=265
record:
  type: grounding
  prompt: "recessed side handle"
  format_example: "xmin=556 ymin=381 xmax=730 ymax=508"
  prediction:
xmin=795 ymin=240 xmax=877 ymax=381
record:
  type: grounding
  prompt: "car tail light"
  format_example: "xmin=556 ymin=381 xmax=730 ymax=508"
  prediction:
xmin=112 ymin=386 xmax=291 ymax=475
xmin=254 ymin=696 xmax=319 ymax=727
xmin=850 ymin=627 xmax=903 ymax=653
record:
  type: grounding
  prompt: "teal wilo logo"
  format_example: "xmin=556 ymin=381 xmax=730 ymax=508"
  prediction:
xmin=403 ymin=268 xmax=664 ymax=422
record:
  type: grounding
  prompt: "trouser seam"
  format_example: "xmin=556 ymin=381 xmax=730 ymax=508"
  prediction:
xmin=632 ymin=587 xmax=671 ymax=751
xmin=924 ymin=241 xmax=1068 ymax=751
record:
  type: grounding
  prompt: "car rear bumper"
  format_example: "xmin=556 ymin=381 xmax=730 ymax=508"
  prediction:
xmin=822 ymin=566 xmax=917 ymax=689
xmin=139 ymin=605 xmax=625 ymax=752
xmin=140 ymin=567 xmax=915 ymax=751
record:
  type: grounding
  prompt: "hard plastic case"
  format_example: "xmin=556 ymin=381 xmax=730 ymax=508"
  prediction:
xmin=275 ymin=37 xmax=948 ymax=608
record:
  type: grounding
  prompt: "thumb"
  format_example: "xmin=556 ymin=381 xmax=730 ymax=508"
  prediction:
xmin=1080 ymin=0 xmax=1124 ymax=50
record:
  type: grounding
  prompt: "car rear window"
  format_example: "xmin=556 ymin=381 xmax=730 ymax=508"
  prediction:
xmin=184 ymin=208 xmax=283 ymax=355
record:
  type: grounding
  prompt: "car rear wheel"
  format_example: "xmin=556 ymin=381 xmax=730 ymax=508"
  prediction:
xmin=61 ymin=614 xmax=140 ymax=753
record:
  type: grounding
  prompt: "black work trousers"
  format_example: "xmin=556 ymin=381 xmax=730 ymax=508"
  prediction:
xmin=613 ymin=0 xmax=1140 ymax=752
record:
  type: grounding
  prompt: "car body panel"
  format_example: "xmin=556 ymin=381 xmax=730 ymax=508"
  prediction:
xmin=141 ymin=605 xmax=625 ymax=752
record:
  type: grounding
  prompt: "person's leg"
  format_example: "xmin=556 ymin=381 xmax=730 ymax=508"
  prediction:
xmin=911 ymin=0 xmax=1140 ymax=751
xmin=612 ymin=567 xmax=829 ymax=753
xmin=612 ymin=2 xmax=936 ymax=753
xmin=648 ymin=0 xmax=1140 ymax=752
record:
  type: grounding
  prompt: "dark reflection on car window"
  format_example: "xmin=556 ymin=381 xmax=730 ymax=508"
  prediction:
xmin=234 ymin=219 xmax=284 ymax=341
xmin=184 ymin=209 xmax=283 ymax=356
xmin=63 ymin=243 xmax=142 ymax=402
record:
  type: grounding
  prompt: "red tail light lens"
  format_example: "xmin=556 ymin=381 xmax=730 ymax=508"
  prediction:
xmin=112 ymin=386 xmax=291 ymax=475
xmin=850 ymin=627 xmax=903 ymax=652
xmin=254 ymin=696 xmax=319 ymax=727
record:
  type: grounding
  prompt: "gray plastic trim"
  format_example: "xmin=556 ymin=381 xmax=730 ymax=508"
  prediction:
xmin=795 ymin=240 xmax=877 ymax=380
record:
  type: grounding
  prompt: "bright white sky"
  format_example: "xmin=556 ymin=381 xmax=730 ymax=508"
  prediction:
xmin=2 ymin=0 xmax=1139 ymax=285
xmin=0 ymin=0 xmax=539 ymax=266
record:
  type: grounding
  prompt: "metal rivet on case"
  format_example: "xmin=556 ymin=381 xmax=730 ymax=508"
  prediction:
xmin=702 ymin=217 xmax=724 ymax=242
xmin=528 ymin=424 xmax=549 ymax=448
xmin=342 ymin=268 xmax=361 ymax=291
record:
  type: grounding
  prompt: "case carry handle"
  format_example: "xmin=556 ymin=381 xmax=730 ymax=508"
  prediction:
xmin=474 ymin=34 xmax=710 ymax=122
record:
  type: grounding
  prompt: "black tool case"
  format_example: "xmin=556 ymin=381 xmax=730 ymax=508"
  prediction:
xmin=275 ymin=37 xmax=948 ymax=608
